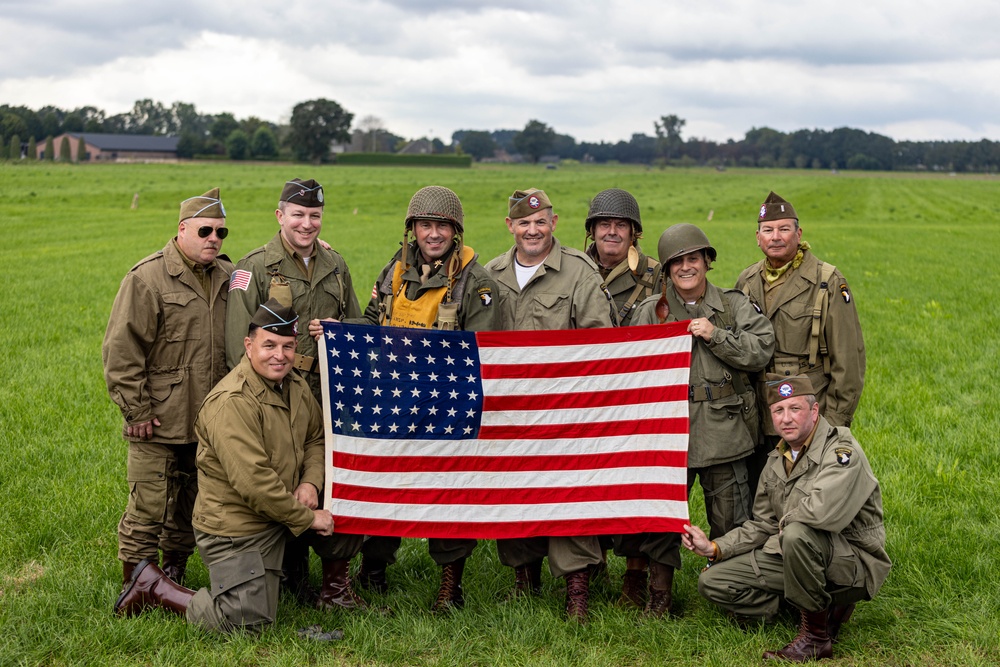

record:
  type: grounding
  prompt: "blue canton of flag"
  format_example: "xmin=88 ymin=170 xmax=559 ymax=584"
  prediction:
xmin=323 ymin=323 xmax=485 ymax=440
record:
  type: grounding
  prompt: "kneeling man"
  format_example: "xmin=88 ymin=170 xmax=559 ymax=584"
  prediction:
xmin=115 ymin=299 xmax=364 ymax=632
xmin=683 ymin=374 xmax=890 ymax=662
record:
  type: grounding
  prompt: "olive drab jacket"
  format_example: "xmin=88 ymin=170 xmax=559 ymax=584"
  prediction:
xmin=102 ymin=239 xmax=232 ymax=444
xmin=485 ymin=238 xmax=618 ymax=330
xmin=192 ymin=355 xmax=325 ymax=538
xmin=225 ymin=232 xmax=361 ymax=401
xmin=713 ymin=416 xmax=891 ymax=599
xmin=585 ymin=244 xmax=663 ymax=327
xmin=736 ymin=250 xmax=865 ymax=432
xmin=356 ymin=243 xmax=500 ymax=333
xmin=632 ymin=282 xmax=775 ymax=468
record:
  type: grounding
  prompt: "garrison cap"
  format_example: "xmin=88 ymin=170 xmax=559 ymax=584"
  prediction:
xmin=281 ymin=178 xmax=325 ymax=207
xmin=508 ymin=188 xmax=552 ymax=219
xmin=758 ymin=191 xmax=798 ymax=223
xmin=250 ymin=298 xmax=299 ymax=337
xmin=764 ymin=373 xmax=815 ymax=405
xmin=178 ymin=187 xmax=225 ymax=223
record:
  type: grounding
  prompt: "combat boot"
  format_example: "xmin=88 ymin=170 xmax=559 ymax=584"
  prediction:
xmin=564 ymin=568 xmax=590 ymax=623
xmin=763 ymin=608 xmax=833 ymax=662
xmin=827 ymin=603 xmax=856 ymax=644
xmin=431 ymin=558 xmax=466 ymax=613
xmin=316 ymin=559 xmax=367 ymax=610
xmin=122 ymin=561 xmax=140 ymax=590
xmin=356 ymin=555 xmax=389 ymax=594
xmin=643 ymin=560 xmax=673 ymax=618
xmin=507 ymin=560 xmax=543 ymax=599
xmin=160 ymin=551 xmax=191 ymax=587
xmin=114 ymin=558 xmax=195 ymax=617
xmin=281 ymin=540 xmax=318 ymax=606
xmin=618 ymin=559 xmax=648 ymax=609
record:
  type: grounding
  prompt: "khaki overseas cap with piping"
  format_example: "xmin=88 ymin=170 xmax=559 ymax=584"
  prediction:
xmin=508 ymin=188 xmax=552 ymax=219
xmin=764 ymin=373 xmax=815 ymax=405
xmin=178 ymin=187 xmax=225 ymax=223
xmin=250 ymin=297 xmax=299 ymax=337
xmin=281 ymin=178 xmax=325 ymax=207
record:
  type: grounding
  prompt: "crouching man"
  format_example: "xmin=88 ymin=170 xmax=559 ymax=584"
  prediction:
xmin=682 ymin=374 xmax=890 ymax=662
xmin=115 ymin=299 xmax=364 ymax=632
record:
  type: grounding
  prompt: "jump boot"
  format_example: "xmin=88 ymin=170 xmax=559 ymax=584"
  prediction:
xmin=316 ymin=559 xmax=367 ymax=610
xmin=114 ymin=558 xmax=195 ymax=617
xmin=160 ymin=551 xmax=191 ymax=586
xmin=507 ymin=560 xmax=543 ymax=599
xmin=431 ymin=558 xmax=466 ymax=613
xmin=762 ymin=608 xmax=833 ymax=662
xmin=643 ymin=560 xmax=674 ymax=618
xmin=281 ymin=539 xmax=318 ymax=606
xmin=827 ymin=603 xmax=856 ymax=644
xmin=564 ymin=568 xmax=590 ymax=624
xmin=618 ymin=557 xmax=648 ymax=608
xmin=121 ymin=561 xmax=140 ymax=591
xmin=356 ymin=555 xmax=389 ymax=594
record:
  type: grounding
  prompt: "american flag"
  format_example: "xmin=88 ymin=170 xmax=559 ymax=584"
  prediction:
xmin=320 ymin=320 xmax=692 ymax=540
xmin=229 ymin=269 xmax=252 ymax=292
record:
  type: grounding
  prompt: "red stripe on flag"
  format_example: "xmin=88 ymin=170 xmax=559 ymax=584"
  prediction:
xmin=331 ymin=482 xmax=688 ymax=505
xmin=475 ymin=321 xmax=692 ymax=348
xmin=329 ymin=516 xmax=691 ymax=539
xmin=478 ymin=417 xmax=689 ymax=441
xmin=484 ymin=384 xmax=688 ymax=411
xmin=480 ymin=352 xmax=689 ymax=380
xmin=334 ymin=449 xmax=688 ymax=474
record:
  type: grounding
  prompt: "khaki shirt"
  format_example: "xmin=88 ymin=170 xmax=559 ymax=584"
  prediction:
xmin=226 ymin=232 xmax=362 ymax=401
xmin=632 ymin=282 xmax=774 ymax=467
xmin=586 ymin=244 xmax=663 ymax=327
xmin=192 ymin=355 xmax=324 ymax=538
xmin=102 ymin=239 xmax=232 ymax=443
xmin=736 ymin=250 xmax=865 ymax=429
xmin=485 ymin=238 xmax=617 ymax=330
xmin=714 ymin=416 xmax=891 ymax=599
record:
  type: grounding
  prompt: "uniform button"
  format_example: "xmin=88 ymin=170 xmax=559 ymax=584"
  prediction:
xmin=250 ymin=569 xmax=255 ymax=574
xmin=784 ymin=371 xmax=791 ymax=375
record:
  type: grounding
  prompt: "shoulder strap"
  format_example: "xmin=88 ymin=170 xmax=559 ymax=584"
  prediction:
xmin=809 ymin=262 xmax=837 ymax=369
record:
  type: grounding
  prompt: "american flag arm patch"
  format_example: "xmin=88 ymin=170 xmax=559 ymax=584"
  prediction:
xmin=230 ymin=269 xmax=252 ymax=291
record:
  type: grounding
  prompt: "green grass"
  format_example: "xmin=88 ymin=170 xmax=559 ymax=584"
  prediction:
xmin=1 ymin=162 xmax=998 ymax=666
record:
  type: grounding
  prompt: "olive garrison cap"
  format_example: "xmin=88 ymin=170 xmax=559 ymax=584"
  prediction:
xmin=764 ymin=373 xmax=815 ymax=405
xmin=281 ymin=178 xmax=325 ymax=207
xmin=178 ymin=187 xmax=225 ymax=223
xmin=758 ymin=191 xmax=798 ymax=223
xmin=249 ymin=297 xmax=299 ymax=337
xmin=508 ymin=188 xmax=552 ymax=219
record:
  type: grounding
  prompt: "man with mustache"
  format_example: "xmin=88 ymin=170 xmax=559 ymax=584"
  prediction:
xmin=735 ymin=192 xmax=866 ymax=499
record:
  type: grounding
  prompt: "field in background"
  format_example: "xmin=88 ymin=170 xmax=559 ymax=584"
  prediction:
xmin=1 ymin=162 xmax=998 ymax=666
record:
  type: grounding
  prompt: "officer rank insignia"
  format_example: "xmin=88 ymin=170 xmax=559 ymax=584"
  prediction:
xmin=840 ymin=284 xmax=851 ymax=303
xmin=834 ymin=447 xmax=853 ymax=466
xmin=478 ymin=288 xmax=493 ymax=306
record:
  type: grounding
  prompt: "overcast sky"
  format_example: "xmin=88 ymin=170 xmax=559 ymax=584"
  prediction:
xmin=2 ymin=1 xmax=998 ymax=144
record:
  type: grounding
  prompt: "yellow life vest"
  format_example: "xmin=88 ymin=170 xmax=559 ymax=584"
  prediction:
xmin=387 ymin=246 xmax=475 ymax=329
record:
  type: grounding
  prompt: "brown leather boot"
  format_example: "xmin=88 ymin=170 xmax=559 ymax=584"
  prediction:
xmin=316 ymin=559 xmax=367 ymax=610
xmin=643 ymin=560 xmax=673 ymax=618
xmin=508 ymin=560 xmax=543 ymax=599
xmin=431 ymin=559 xmax=466 ymax=613
xmin=763 ymin=608 xmax=833 ymax=662
xmin=356 ymin=555 xmax=389 ymax=594
xmin=564 ymin=569 xmax=590 ymax=623
xmin=281 ymin=541 xmax=318 ymax=606
xmin=618 ymin=557 xmax=648 ymax=608
xmin=160 ymin=551 xmax=190 ymax=586
xmin=827 ymin=603 xmax=856 ymax=644
xmin=122 ymin=561 xmax=139 ymax=590
xmin=114 ymin=558 xmax=194 ymax=617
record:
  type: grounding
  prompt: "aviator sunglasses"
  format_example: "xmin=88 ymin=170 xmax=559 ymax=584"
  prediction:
xmin=197 ymin=226 xmax=229 ymax=239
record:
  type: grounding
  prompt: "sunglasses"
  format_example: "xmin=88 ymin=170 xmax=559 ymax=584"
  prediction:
xmin=197 ymin=226 xmax=229 ymax=239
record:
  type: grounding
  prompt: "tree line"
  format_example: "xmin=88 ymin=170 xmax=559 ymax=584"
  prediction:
xmin=2 ymin=100 xmax=997 ymax=172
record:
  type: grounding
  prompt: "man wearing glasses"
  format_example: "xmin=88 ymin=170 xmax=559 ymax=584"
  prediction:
xmin=103 ymin=187 xmax=233 ymax=594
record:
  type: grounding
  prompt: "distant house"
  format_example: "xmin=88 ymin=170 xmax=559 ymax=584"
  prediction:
xmin=48 ymin=133 xmax=180 ymax=162
xmin=397 ymin=139 xmax=433 ymax=155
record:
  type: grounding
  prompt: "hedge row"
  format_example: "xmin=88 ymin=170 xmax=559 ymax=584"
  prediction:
xmin=335 ymin=152 xmax=472 ymax=167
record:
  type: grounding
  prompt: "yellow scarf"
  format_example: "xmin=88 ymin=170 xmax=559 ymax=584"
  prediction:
xmin=764 ymin=241 xmax=811 ymax=283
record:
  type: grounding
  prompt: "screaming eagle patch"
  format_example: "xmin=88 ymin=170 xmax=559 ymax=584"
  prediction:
xmin=478 ymin=287 xmax=493 ymax=306
xmin=834 ymin=447 xmax=853 ymax=466
xmin=840 ymin=284 xmax=851 ymax=303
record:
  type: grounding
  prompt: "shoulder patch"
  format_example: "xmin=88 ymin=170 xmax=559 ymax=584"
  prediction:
xmin=834 ymin=447 xmax=852 ymax=466
xmin=230 ymin=269 xmax=252 ymax=291
xmin=840 ymin=284 xmax=851 ymax=303
xmin=477 ymin=287 xmax=493 ymax=306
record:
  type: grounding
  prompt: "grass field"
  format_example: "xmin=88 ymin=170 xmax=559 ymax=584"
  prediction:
xmin=1 ymin=161 xmax=998 ymax=666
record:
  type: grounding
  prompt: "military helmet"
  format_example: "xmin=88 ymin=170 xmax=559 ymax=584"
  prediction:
xmin=585 ymin=188 xmax=642 ymax=236
xmin=657 ymin=223 xmax=717 ymax=266
xmin=405 ymin=186 xmax=464 ymax=234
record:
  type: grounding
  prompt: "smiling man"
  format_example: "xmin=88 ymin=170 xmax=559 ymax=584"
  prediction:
xmin=225 ymin=178 xmax=364 ymax=610
xmin=103 ymin=187 xmax=232 ymax=594
xmin=735 ymin=191 xmax=866 ymax=501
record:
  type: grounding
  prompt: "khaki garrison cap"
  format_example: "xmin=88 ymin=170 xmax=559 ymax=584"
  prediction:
xmin=508 ymin=188 xmax=552 ymax=219
xmin=178 ymin=187 xmax=225 ymax=222
xmin=764 ymin=373 xmax=815 ymax=405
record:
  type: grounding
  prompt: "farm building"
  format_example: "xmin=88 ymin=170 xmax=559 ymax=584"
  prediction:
xmin=47 ymin=133 xmax=179 ymax=162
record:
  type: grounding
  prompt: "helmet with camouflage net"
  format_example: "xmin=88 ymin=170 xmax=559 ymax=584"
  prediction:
xmin=405 ymin=186 xmax=464 ymax=234
xmin=585 ymin=188 xmax=642 ymax=237
xmin=657 ymin=223 xmax=717 ymax=266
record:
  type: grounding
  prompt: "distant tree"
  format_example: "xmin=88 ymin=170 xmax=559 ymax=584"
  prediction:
xmin=63 ymin=113 xmax=84 ymax=133
xmin=9 ymin=134 xmax=21 ymax=159
xmin=225 ymin=129 xmax=249 ymax=160
xmin=42 ymin=111 xmax=61 ymax=137
xmin=0 ymin=139 xmax=7 ymax=159
xmin=123 ymin=99 xmax=171 ymax=134
xmin=459 ymin=131 xmax=497 ymax=161
xmin=43 ymin=136 xmax=54 ymax=160
xmin=210 ymin=113 xmax=239 ymax=142
xmin=551 ymin=133 xmax=578 ymax=160
xmin=239 ymin=116 xmax=269 ymax=139
xmin=59 ymin=135 xmax=71 ymax=161
xmin=176 ymin=132 xmax=202 ymax=158
xmin=513 ymin=119 xmax=555 ymax=163
xmin=287 ymin=98 xmax=353 ymax=163
xmin=250 ymin=126 xmax=278 ymax=158
xmin=358 ymin=115 xmax=386 ymax=152
xmin=76 ymin=135 xmax=87 ymax=162
xmin=2 ymin=113 xmax=29 ymax=143
xmin=654 ymin=114 xmax=686 ymax=162
xmin=170 ymin=102 xmax=210 ymax=138
xmin=27 ymin=136 xmax=37 ymax=159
